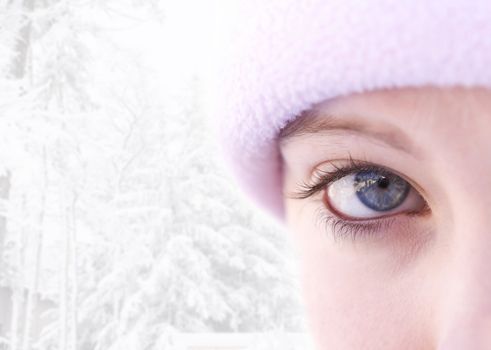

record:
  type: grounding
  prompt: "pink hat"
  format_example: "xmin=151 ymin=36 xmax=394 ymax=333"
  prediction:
xmin=209 ymin=0 xmax=491 ymax=222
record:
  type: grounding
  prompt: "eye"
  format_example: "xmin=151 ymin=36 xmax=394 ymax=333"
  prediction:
xmin=326 ymin=169 xmax=426 ymax=220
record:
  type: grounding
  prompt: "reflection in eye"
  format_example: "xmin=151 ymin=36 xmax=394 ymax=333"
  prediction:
xmin=326 ymin=169 xmax=426 ymax=220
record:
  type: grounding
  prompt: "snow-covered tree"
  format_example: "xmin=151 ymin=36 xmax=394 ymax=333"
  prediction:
xmin=0 ymin=1 xmax=308 ymax=349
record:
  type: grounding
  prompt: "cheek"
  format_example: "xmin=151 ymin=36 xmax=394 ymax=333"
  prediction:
xmin=285 ymin=203 xmax=437 ymax=349
xmin=297 ymin=252 xmax=424 ymax=349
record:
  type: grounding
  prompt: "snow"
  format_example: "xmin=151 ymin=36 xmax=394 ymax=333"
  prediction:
xmin=0 ymin=0 xmax=311 ymax=349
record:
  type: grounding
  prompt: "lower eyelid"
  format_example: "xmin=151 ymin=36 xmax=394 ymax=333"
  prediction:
xmin=318 ymin=192 xmax=431 ymax=242
xmin=314 ymin=205 xmax=399 ymax=242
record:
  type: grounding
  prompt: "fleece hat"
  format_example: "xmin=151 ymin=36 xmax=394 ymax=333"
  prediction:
xmin=208 ymin=0 xmax=491 ymax=222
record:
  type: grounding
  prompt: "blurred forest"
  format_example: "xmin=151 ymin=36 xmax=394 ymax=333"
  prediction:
xmin=0 ymin=0 xmax=308 ymax=349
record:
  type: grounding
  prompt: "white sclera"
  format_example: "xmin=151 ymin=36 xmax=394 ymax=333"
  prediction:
xmin=326 ymin=174 xmax=425 ymax=219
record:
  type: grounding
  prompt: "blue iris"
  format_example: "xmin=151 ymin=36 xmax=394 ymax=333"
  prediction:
xmin=354 ymin=170 xmax=410 ymax=212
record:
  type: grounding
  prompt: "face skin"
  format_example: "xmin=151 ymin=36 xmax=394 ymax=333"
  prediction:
xmin=280 ymin=86 xmax=491 ymax=350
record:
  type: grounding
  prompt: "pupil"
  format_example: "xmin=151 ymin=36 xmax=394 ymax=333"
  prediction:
xmin=377 ymin=177 xmax=390 ymax=189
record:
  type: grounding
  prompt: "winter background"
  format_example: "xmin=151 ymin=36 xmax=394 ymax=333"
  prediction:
xmin=0 ymin=0 xmax=315 ymax=349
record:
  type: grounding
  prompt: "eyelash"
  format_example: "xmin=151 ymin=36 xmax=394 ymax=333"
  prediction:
xmin=286 ymin=156 xmax=423 ymax=242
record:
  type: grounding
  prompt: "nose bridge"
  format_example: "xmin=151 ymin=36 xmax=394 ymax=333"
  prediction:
xmin=429 ymin=90 xmax=491 ymax=348
xmin=444 ymin=165 xmax=491 ymax=288
xmin=436 ymin=191 xmax=491 ymax=349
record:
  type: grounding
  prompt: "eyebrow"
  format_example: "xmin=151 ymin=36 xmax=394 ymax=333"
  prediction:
xmin=278 ymin=108 xmax=416 ymax=154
